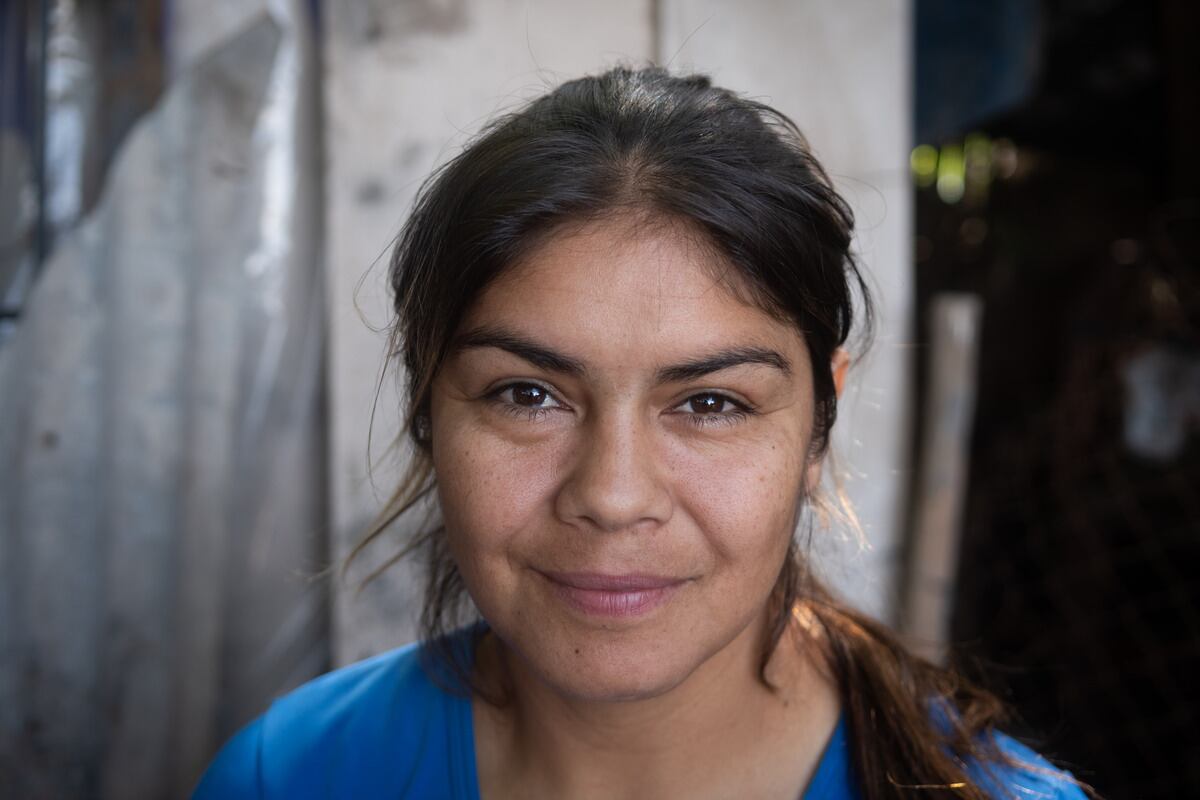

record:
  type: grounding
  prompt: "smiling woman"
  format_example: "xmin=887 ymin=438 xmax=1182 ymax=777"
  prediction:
xmin=432 ymin=217 xmax=820 ymax=712
xmin=193 ymin=68 xmax=1090 ymax=799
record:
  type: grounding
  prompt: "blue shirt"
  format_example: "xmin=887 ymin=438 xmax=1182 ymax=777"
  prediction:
xmin=194 ymin=637 xmax=1086 ymax=799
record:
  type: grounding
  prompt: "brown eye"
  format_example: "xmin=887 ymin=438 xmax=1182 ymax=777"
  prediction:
xmin=494 ymin=382 xmax=563 ymax=411
xmin=688 ymin=393 xmax=728 ymax=413
xmin=670 ymin=392 xmax=753 ymax=429
xmin=512 ymin=384 xmax=549 ymax=406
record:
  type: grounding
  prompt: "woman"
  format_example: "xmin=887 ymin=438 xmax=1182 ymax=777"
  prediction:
xmin=195 ymin=67 xmax=1089 ymax=799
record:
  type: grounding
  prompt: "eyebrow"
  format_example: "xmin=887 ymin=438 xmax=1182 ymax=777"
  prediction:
xmin=654 ymin=346 xmax=792 ymax=383
xmin=451 ymin=326 xmax=791 ymax=383
xmin=452 ymin=326 xmax=588 ymax=376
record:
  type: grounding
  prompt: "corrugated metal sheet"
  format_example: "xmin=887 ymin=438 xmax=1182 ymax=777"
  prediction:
xmin=0 ymin=6 xmax=327 ymax=797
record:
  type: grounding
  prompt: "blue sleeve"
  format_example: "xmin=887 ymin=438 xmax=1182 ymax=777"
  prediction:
xmin=192 ymin=717 xmax=265 ymax=800
xmin=187 ymin=643 xmax=467 ymax=800
xmin=982 ymin=732 xmax=1090 ymax=800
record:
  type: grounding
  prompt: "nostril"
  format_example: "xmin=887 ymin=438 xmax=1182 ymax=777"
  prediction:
xmin=554 ymin=424 xmax=672 ymax=532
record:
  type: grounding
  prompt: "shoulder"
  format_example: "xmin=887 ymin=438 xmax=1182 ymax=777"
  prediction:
xmin=809 ymin=715 xmax=1087 ymax=800
xmin=255 ymin=642 xmax=449 ymax=795
xmin=970 ymin=730 xmax=1090 ymax=800
xmin=192 ymin=640 xmax=473 ymax=799
xmin=920 ymin=699 xmax=1088 ymax=800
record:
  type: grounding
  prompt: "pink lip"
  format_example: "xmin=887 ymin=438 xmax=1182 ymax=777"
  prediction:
xmin=538 ymin=571 xmax=687 ymax=618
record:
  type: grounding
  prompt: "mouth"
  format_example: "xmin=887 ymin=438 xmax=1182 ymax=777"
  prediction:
xmin=536 ymin=570 xmax=688 ymax=618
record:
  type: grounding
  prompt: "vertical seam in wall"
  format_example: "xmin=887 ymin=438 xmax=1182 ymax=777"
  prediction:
xmin=650 ymin=0 xmax=662 ymax=65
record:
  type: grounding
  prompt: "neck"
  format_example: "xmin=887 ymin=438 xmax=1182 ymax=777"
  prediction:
xmin=472 ymin=612 xmax=841 ymax=800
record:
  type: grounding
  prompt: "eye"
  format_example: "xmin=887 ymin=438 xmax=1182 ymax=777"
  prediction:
xmin=488 ymin=381 xmax=566 ymax=420
xmin=682 ymin=393 xmax=735 ymax=414
xmin=670 ymin=392 xmax=753 ymax=428
xmin=496 ymin=382 xmax=562 ymax=408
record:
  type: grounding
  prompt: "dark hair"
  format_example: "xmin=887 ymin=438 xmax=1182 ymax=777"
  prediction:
xmin=351 ymin=66 xmax=1044 ymax=799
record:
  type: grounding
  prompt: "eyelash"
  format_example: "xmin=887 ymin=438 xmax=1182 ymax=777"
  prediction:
xmin=485 ymin=383 xmax=756 ymax=428
xmin=488 ymin=383 xmax=563 ymax=422
xmin=678 ymin=393 xmax=752 ymax=429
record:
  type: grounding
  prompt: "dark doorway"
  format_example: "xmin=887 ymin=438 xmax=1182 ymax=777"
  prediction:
xmin=915 ymin=2 xmax=1200 ymax=797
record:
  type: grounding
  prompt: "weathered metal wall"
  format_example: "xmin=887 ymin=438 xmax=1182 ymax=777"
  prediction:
xmin=0 ymin=3 xmax=326 ymax=797
xmin=326 ymin=0 xmax=914 ymax=665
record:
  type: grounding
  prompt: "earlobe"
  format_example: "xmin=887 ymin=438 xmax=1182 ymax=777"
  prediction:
xmin=832 ymin=348 xmax=850 ymax=398
xmin=803 ymin=458 xmax=824 ymax=496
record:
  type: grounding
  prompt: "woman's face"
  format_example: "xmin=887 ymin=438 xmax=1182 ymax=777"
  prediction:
xmin=430 ymin=216 xmax=821 ymax=702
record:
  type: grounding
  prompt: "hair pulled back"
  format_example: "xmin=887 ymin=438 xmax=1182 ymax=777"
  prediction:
xmin=355 ymin=66 xmax=1022 ymax=799
xmin=395 ymin=67 xmax=864 ymax=455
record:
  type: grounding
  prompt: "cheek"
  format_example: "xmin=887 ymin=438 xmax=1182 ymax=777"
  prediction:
xmin=431 ymin=421 xmax=564 ymax=568
xmin=665 ymin=432 xmax=807 ymax=573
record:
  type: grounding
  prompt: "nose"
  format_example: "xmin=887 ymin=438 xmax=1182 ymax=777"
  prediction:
xmin=554 ymin=408 xmax=673 ymax=533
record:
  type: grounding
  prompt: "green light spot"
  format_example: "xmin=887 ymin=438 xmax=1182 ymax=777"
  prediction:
xmin=936 ymin=144 xmax=965 ymax=204
xmin=911 ymin=144 xmax=939 ymax=188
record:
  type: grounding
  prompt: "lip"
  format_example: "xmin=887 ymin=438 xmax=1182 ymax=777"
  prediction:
xmin=537 ymin=570 xmax=687 ymax=618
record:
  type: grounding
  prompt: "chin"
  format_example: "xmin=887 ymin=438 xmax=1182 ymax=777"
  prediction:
xmin=499 ymin=618 xmax=712 ymax=704
xmin=542 ymin=648 xmax=694 ymax=703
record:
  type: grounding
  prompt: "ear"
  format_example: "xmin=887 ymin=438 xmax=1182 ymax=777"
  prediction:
xmin=803 ymin=458 xmax=823 ymax=497
xmin=803 ymin=349 xmax=851 ymax=493
xmin=831 ymin=347 xmax=850 ymax=398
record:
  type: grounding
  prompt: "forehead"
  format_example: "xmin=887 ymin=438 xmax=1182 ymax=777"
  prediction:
xmin=464 ymin=216 xmax=805 ymax=358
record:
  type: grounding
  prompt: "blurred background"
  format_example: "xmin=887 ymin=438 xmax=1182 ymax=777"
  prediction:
xmin=0 ymin=1 xmax=1195 ymax=797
